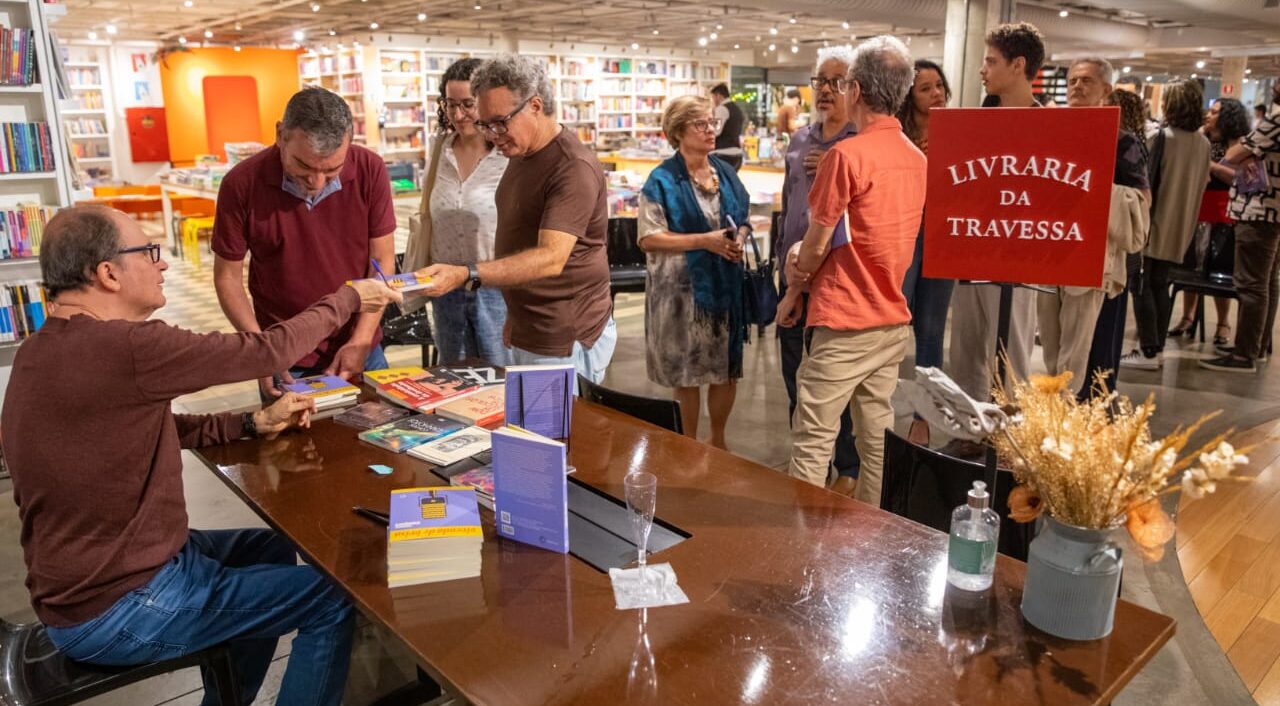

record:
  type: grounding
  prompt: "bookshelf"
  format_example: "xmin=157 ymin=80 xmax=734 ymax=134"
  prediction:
xmin=300 ymin=45 xmax=367 ymax=143
xmin=60 ymin=53 xmax=115 ymax=185
xmin=0 ymin=0 xmax=75 ymax=365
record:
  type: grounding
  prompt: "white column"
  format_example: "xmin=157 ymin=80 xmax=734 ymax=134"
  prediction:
xmin=1221 ymin=57 xmax=1247 ymax=103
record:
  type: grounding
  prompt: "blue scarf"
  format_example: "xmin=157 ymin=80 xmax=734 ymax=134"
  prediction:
xmin=641 ymin=152 xmax=748 ymax=375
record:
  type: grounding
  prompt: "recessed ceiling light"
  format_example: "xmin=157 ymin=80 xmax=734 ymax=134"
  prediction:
xmin=105 ymin=23 xmax=118 ymax=35
xmin=789 ymin=15 xmax=797 ymax=24
xmin=1246 ymin=68 xmax=1253 ymax=75
xmin=791 ymin=45 xmax=798 ymax=53
xmin=311 ymin=3 xmax=320 ymax=11
xmin=769 ymin=26 xmax=778 ymax=35
xmin=842 ymin=20 xmax=850 ymax=29
xmin=234 ymin=44 xmax=241 ymax=52
xmin=791 ymin=37 xmax=797 ymax=43
xmin=1145 ymin=75 xmax=1153 ymax=81
xmin=850 ymin=34 xmax=857 ymax=40
xmin=715 ymin=23 xmax=722 ymax=30
xmin=1059 ymin=9 xmax=1068 ymax=17
xmin=473 ymin=3 xmax=481 ymax=9
xmin=417 ymin=12 xmax=426 ymax=20
xmin=697 ymin=36 xmax=708 ymax=47
xmin=1195 ymin=60 xmax=1205 ymax=69
xmin=178 ymin=35 xmax=187 ymax=44
xmin=328 ymin=28 xmax=336 ymax=35
xmin=183 ymin=0 xmax=192 ymax=6
xmin=234 ymin=21 xmax=242 ymax=30
xmin=709 ymin=32 xmax=717 ymax=40
xmin=369 ymin=22 xmax=378 ymax=29
xmin=754 ymin=35 xmax=761 ymax=41
xmin=293 ymin=29 xmax=305 ymax=41
xmin=652 ymin=28 xmax=659 ymax=35
xmin=204 ymin=29 xmax=213 ymax=38
xmin=1191 ymin=72 xmax=1197 ymax=78
xmin=1122 ymin=66 xmax=1131 ymax=73
xmin=88 ymin=30 xmax=98 ymax=40
xmin=733 ymin=43 xmax=740 ymax=49
xmin=631 ymin=42 xmax=639 ymax=49
xmin=767 ymin=43 xmax=776 ymax=51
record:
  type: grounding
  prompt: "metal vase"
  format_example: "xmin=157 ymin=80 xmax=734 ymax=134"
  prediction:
xmin=1021 ymin=514 xmax=1123 ymax=640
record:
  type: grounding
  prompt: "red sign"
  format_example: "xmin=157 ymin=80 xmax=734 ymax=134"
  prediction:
xmin=923 ymin=107 xmax=1119 ymax=288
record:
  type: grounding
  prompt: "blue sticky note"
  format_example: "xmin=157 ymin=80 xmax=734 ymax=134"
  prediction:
xmin=369 ymin=464 xmax=393 ymax=476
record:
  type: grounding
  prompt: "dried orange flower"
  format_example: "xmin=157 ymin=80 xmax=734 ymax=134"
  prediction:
xmin=1125 ymin=498 xmax=1176 ymax=561
xmin=1028 ymin=371 xmax=1072 ymax=396
xmin=1008 ymin=485 xmax=1044 ymax=523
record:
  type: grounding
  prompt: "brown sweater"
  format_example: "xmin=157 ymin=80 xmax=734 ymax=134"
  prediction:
xmin=1 ymin=287 xmax=360 ymax=626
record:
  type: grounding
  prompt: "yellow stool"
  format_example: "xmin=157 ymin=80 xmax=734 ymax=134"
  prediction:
xmin=180 ymin=216 xmax=215 ymax=267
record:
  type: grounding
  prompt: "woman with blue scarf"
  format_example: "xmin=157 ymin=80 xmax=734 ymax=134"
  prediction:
xmin=638 ymin=95 xmax=751 ymax=449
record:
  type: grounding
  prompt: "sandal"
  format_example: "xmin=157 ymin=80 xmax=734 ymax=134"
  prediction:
xmin=1168 ymin=317 xmax=1194 ymax=338
xmin=1214 ymin=324 xmax=1231 ymax=347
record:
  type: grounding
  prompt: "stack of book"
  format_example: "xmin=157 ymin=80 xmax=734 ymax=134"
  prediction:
xmin=282 ymin=374 xmax=361 ymax=414
xmin=358 ymin=413 xmax=465 ymax=453
xmin=0 ymin=28 xmax=36 ymax=86
xmin=0 ymin=281 xmax=46 ymax=342
xmin=0 ymin=205 xmax=56 ymax=259
xmin=0 ymin=123 xmax=54 ymax=174
xmin=387 ymin=487 xmax=483 ymax=587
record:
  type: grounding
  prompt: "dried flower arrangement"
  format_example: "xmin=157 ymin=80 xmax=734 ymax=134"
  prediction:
xmin=989 ymin=371 xmax=1251 ymax=560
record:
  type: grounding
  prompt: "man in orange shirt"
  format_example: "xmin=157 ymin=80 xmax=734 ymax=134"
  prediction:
xmin=779 ymin=36 xmax=925 ymax=505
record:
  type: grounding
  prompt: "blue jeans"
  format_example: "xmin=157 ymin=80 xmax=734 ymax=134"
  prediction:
xmin=510 ymin=318 xmax=617 ymax=391
xmin=431 ymin=288 xmax=512 ymax=366
xmin=45 ymin=529 xmax=355 ymax=706
xmin=901 ymin=231 xmax=956 ymax=369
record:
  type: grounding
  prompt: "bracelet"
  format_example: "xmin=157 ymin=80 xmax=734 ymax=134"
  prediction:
xmin=241 ymin=411 xmax=258 ymax=439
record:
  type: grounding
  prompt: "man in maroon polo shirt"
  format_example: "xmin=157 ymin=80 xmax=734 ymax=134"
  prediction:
xmin=213 ymin=87 xmax=397 ymax=398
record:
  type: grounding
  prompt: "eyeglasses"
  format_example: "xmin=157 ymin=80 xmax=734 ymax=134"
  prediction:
xmin=689 ymin=118 xmax=723 ymax=133
xmin=810 ymin=76 xmax=849 ymax=94
xmin=115 ymin=243 xmax=162 ymax=263
xmin=474 ymin=96 xmax=533 ymax=135
xmin=444 ymin=99 xmax=477 ymax=115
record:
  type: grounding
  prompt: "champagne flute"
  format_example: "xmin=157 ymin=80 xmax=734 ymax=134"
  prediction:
xmin=625 ymin=471 xmax=658 ymax=588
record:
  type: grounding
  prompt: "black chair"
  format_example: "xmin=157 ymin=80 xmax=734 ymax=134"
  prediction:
xmin=768 ymin=210 xmax=783 ymax=273
xmin=576 ymin=374 xmax=683 ymax=434
xmin=1169 ymin=224 xmax=1237 ymax=343
xmin=382 ymin=253 xmax=439 ymax=367
xmin=880 ymin=431 xmax=1033 ymax=562
xmin=0 ymin=618 xmax=241 ymax=706
xmin=606 ymin=218 xmax=646 ymax=304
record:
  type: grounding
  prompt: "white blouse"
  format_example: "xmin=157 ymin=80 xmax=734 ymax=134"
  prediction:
xmin=428 ymin=133 xmax=509 ymax=266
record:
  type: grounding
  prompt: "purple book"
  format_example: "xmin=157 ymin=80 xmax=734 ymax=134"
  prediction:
xmin=503 ymin=364 xmax=574 ymax=440
xmin=491 ymin=426 xmax=568 ymax=554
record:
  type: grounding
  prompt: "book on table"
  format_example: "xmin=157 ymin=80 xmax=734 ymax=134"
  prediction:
xmin=491 ymin=425 xmax=569 ymax=554
xmin=407 ymin=426 xmax=492 ymax=466
xmin=504 ymin=364 xmax=574 ymax=440
xmin=364 ymin=367 xmax=427 ymax=387
xmin=282 ymin=374 xmax=360 ymax=411
xmin=358 ymin=413 xmax=466 ymax=453
xmin=435 ymin=385 xmax=505 ymax=428
xmin=333 ymin=401 xmax=410 ymax=430
xmin=387 ymin=487 xmax=483 ymax=587
xmin=372 ymin=367 xmax=484 ymax=413
xmin=450 ymin=464 xmax=494 ymax=509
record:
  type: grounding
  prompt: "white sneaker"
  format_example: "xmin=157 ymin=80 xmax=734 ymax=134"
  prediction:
xmin=1119 ymin=349 xmax=1161 ymax=370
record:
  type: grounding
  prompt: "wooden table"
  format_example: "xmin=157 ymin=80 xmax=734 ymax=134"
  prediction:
xmin=193 ymin=400 xmax=1175 ymax=706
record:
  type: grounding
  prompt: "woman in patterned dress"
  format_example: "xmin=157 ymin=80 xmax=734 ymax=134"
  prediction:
xmin=638 ymin=95 xmax=751 ymax=449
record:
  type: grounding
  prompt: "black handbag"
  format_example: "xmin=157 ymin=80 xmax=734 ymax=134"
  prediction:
xmin=742 ymin=230 xmax=779 ymax=331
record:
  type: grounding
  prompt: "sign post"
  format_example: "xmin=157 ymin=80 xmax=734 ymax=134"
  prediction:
xmin=923 ymin=107 xmax=1119 ymax=490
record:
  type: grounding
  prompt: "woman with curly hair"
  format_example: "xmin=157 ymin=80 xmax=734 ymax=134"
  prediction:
xmin=1170 ymin=98 xmax=1253 ymax=344
xmin=403 ymin=57 xmax=510 ymax=365
xmin=1120 ymin=79 xmax=1211 ymax=371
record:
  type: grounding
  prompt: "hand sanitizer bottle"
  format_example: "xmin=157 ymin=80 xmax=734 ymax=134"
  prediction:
xmin=947 ymin=481 xmax=1000 ymax=591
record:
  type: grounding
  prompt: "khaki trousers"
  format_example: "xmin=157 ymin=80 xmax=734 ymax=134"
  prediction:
xmin=788 ymin=325 xmax=910 ymax=506
xmin=1037 ymin=288 xmax=1106 ymax=395
xmin=947 ymin=283 xmax=1038 ymax=401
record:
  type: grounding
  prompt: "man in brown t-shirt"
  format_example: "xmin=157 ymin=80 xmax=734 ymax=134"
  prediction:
xmin=418 ymin=54 xmax=615 ymax=383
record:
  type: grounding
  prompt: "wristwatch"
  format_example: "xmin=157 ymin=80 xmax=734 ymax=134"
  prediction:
xmin=463 ymin=264 xmax=482 ymax=292
xmin=241 ymin=411 xmax=258 ymax=439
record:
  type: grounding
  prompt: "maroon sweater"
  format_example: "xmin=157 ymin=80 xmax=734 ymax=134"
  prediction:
xmin=2 ymin=287 xmax=360 ymax=626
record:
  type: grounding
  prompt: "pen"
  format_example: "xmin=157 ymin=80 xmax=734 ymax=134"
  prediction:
xmin=369 ymin=258 xmax=391 ymax=286
xmin=725 ymin=215 xmax=738 ymax=236
xmin=352 ymin=505 xmax=390 ymax=526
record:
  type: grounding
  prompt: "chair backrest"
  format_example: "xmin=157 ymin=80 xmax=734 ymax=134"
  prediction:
xmin=768 ymin=210 xmax=782 ymax=266
xmin=880 ymin=430 xmax=1032 ymax=561
xmin=577 ymin=374 xmax=683 ymax=434
xmin=606 ymin=218 xmax=645 ymax=270
xmin=1204 ymin=222 xmax=1235 ymax=284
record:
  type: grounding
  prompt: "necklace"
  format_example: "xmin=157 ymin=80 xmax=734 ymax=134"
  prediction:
xmin=692 ymin=168 xmax=719 ymax=196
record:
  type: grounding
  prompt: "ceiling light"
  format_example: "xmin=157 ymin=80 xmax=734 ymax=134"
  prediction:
xmin=178 ymin=35 xmax=187 ymax=44
xmin=768 ymin=43 xmax=776 ymax=51
xmin=1145 ymin=75 xmax=1153 ymax=81
xmin=697 ymin=36 xmax=708 ymax=47
xmin=1195 ymin=60 xmax=1205 ymax=69
xmin=88 ymin=30 xmax=98 ymax=40
xmin=790 ymin=45 xmax=799 ymax=53
xmin=770 ymin=26 xmax=779 ymax=36
xmin=1122 ymin=66 xmax=1131 ymax=73
xmin=202 ymin=30 xmax=212 ymax=39
xmin=715 ymin=23 xmax=722 ymax=30
xmin=105 ymin=24 xmax=118 ymax=35
xmin=822 ymin=40 xmax=829 ymax=47
xmin=293 ymin=29 xmax=305 ymax=41
xmin=652 ymin=28 xmax=659 ymax=35
xmin=791 ymin=37 xmax=797 ymax=43
xmin=1190 ymin=72 xmax=1197 ymax=78
xmin=631 ymin=42 xmax=639 ymax=49
xmin=733 ymin=43 xmax=740 ymax=49
xmin=311 ymin=3 xmax=320 ymax=11
xmin=1246 ymin=68 xmax=1253 ymax=75
xmin=369 ymin=22 xmax=378 ymax=29
xmin=418 ymin=12 xmax=426 ymax=20
xmin=709 ymin=32 xmax=718 ymax=40
xmin=183 ymin=0 xmax=192 ymax=6
xmin=754 ymin=35 xmax=761 ymax=41
xmin=842 ymin=20 xmax=850 ymax=29
xmin=850 ymin=34 xmax=857 ymax=40
xmin=1058 ymin=9 xmax=1068 ymax=17
xmin=234 ymin=44 xmax=241 ymax=52
xmin=473 ymin=3 xmax=481 ymax=9
xmin=234 ymin=21 xmax=242 ymax=30
xmin=789 ymin=15 xmax=797 ymax=24
xmin=328 ymin=28 xmax=336 ymax=35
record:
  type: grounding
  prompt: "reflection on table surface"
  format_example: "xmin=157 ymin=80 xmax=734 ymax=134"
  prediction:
xmin=195 ymin=398 xmax=1174 ymax=706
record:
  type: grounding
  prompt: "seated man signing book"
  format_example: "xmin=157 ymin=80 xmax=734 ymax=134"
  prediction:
xmin=1 ymin=206 xmax=400 ymax=705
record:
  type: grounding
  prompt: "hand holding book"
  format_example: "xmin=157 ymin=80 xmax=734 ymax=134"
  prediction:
xmin=345 ymin=278 xmax=404 ymax=313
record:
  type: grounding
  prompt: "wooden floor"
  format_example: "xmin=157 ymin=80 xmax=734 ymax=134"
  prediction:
xmin=1178 ymin=418 xmax=1280 ymax=704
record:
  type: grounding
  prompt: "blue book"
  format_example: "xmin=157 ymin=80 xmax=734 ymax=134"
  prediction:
xmin=491 ymin=425 xmax=568 ymax=554
xmin=504 ymin=364 xmax=574 ymax=440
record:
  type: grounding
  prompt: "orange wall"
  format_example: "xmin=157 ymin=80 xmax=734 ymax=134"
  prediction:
xmin=159 ymin=47 xmax=300 ymax=163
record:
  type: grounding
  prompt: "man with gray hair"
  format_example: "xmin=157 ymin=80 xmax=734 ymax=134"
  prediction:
xmin=418 ymin=54 xmax=615 ymax=383
xmin=777 ymin=44 xmax=861 ymax=495
xmin=778 ymin=36 xmax=925 ymax=505
xmin=213 ymin=86 xmax=397 ymax=398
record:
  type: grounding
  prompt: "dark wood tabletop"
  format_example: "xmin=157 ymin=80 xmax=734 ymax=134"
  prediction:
xmin=193 ymin=398 xmax=1175 ymax=706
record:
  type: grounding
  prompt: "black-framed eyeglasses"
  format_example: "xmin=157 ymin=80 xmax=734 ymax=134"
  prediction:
xmin=810 ymin=76 xmax=848 ymax=94
xmin=474 ymin=95 xmax=533 ymax=135
xmin=115 ymin=244 xmax=162 ymax=263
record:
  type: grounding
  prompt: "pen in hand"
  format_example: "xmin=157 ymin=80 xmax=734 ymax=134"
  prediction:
xmin=369 ymin=258 xmax=391 ymax=286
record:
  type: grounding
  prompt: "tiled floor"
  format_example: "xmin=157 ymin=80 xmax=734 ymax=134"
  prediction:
xmin=2 ymin=200 xmax=1278 ymax=704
